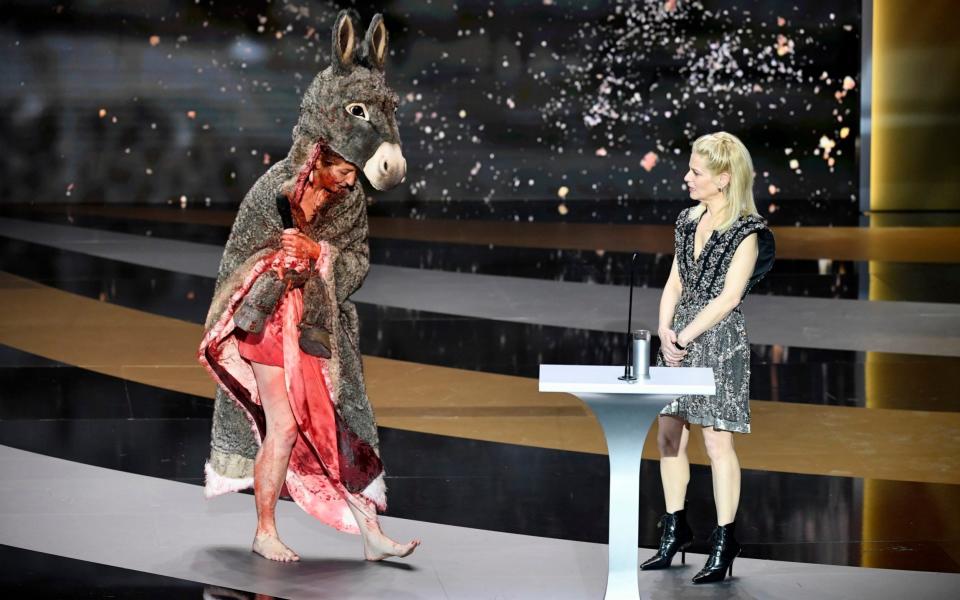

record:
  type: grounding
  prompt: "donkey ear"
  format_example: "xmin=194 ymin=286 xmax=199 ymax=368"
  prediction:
xmin=331 ymin=10 xmax=357 ymax=73
xmin=364 ymin=14 xmax=388 ymax=71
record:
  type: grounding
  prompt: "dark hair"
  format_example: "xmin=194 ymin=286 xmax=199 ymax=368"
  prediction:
xmin=281 ymin=138 xmax=347 ymax=198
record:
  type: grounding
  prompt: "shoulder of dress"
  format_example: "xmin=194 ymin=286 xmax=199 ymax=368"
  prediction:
xmin=675 ymin=206 xmax=693 ymax=227
xmin=739 ymin=213 xmax=769 ymax=232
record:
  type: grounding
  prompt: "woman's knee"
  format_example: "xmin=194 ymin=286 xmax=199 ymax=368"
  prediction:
xmin=269 ymin=418 xmax=299 ymax=447
xmin=702 ymin=428 xmax=734 ymax=461
xmin=657 ymin=417 xmax=687 ymax=457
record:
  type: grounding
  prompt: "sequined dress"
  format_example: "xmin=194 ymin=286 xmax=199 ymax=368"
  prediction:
xmin=656 ymin=206 xmax=776 ymax=433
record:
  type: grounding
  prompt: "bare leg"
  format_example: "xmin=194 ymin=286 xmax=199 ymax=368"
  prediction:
xmin=701 ymin=426 xmax=740 ymax=525
xmin=343 ymin=490 xmax=420 ymax=561
xmin=250 ymin=361 xmax=300 ymax=562
xmin=657 ymin=415 xmax=691 ymax=513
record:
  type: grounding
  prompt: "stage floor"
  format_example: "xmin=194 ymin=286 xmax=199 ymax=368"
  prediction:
xmin=1 ymin=209 xmax=959 ymax=598
xmin=2 ymin=445 xmax=957 ymax=599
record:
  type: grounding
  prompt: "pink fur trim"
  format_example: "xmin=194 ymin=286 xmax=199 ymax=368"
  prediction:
xmin=203 ymin=461 xmax=254 ymax=498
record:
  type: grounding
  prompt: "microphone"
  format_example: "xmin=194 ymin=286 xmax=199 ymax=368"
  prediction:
xmin=276 ymin=193 xmax=294 ymax=229
xmin=618 ymin=252 xmax=651 ymax=382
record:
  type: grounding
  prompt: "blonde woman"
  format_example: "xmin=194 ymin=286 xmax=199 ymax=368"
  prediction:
xmin=640 ymin=132 xmax=775 ymax=583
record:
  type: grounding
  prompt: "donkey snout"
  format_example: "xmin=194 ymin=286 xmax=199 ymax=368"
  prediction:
xmin=363 ymin=142 xmax=406 ymax=191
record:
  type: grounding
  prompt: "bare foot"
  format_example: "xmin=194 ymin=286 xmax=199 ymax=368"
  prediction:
xmin=252 ymin=532 xmax=300 ymax=562
xmin=363 ymin=534 xmax=421 ymax=562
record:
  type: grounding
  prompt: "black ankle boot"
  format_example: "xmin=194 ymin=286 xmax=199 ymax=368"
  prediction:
xmin=639 ymin=508 xmax=694 ymax=570
xmin=692 ymin=522 xmax=741 ymax=584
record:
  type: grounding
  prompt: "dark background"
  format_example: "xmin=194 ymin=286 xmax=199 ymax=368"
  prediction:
xmin=0 ymin=0 xmax=860 ymax=225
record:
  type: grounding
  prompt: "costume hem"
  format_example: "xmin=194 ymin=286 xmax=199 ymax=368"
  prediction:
xmin=203 ymin=461 xmax=255 ymax=498
xmin=361 ymin=473 xmax=387 ymax=512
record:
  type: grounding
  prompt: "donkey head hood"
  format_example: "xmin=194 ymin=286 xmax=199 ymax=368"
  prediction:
xmin=292 ymin=10 xmax=405 ymax=191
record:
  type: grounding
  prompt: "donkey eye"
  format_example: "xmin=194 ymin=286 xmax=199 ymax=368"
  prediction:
xmin=346 ymin=103 xmax=369 ymax=121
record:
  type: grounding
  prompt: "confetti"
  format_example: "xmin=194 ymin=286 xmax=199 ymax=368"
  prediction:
xmin=819 ymin=135 xmax=836 ymax=159
xmin=640 ymin=151 xmax=658 ymax=172
xmin=776 ymin=35 xmax=794 ymax=57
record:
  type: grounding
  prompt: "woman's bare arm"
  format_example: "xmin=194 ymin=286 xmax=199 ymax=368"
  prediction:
xmin=658 ymin=256 xmax=683 ymax=330
xmin=658 ymin=256 xmax=688 ymax=364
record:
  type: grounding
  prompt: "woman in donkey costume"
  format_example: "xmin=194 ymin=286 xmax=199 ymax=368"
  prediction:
xmin=198 ymin=10 xmax=419 ymax=562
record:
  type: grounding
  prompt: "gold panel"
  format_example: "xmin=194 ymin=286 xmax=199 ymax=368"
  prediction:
xmin=871 ymin=0 xmax=960 ymax=211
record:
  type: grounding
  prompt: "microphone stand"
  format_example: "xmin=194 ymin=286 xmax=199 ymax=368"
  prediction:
xmin=619 ymin=253 xmax=640 ymax=382
xmin=618 ymin=252 xmax=651 ymax=382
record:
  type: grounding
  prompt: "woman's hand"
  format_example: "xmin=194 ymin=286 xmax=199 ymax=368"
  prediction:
xmin=281 ymin=229 xmax=321 ymax=262
xmin=658 ymin=326 xmax=687 ymax=367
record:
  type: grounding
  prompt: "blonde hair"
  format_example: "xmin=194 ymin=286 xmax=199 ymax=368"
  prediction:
xmin=688 ymin=131 xmax=759 ymax=232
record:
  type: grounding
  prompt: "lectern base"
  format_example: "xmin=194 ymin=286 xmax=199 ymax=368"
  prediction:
xmin=576 ymin=393 xmax=674 ymax=600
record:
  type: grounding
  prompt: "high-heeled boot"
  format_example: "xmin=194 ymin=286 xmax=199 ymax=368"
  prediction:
xmin=639 ymin=508 xmax=693 ymax=570
xmin=692 ymin=522 xmax=741 ymax=584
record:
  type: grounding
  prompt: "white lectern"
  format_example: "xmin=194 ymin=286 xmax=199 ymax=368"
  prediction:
xmin=539 ymin=365 xmax=715 ymax=600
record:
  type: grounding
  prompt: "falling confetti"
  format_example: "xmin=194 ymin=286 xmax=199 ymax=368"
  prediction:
xmin=4 ymin=0 xmax=859 ymax=223
xmin=775 ymin=35 xmax=794 ymax=57
xmin=819 ymin=135 xmax=836 ymax=160
xmin=640 ymin=151 xmax=658 ymax=172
